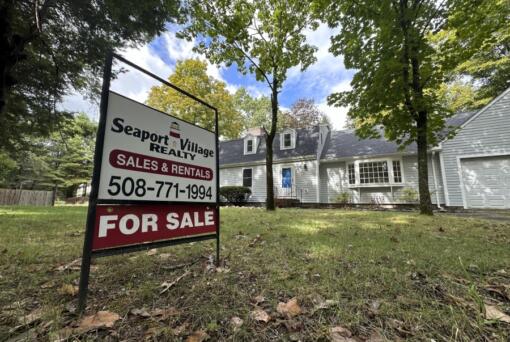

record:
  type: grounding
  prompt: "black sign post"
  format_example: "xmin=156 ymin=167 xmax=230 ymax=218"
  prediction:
xmin=78 ymin=51 xmax=220 ymax=312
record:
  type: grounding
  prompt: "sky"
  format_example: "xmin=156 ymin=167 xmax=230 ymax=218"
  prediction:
xmin=61 ymin=24 xmax=354 ymax=130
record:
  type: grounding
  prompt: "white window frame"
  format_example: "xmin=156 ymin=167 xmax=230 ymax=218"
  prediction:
xmin=280 ymin=129 xmax=296 ymax=150
xmin=242 ymin=167 xmax=253 ymax=188
xmin=244 ymin=136 xmax=257 ymax=155
xmin=347 ymin=157 xmax=405 ymax=187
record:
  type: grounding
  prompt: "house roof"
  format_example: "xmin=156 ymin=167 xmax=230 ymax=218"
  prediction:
xmin=219 ymin=111 xmax=479 ymax=165
xmin=219 ymin=126 xmax=319 ymax=165
xmin=320 ymin=130 xmax=416 ymax=160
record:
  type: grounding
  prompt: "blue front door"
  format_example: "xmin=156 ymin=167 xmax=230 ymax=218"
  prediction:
xmin=282 ymin=168 xmax=292 ymax=188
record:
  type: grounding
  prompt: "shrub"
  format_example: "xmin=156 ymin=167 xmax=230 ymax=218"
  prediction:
xmin=219 ymin=186 xmax=251 ymax=204
xmin=400 ymin=187 xmax=418 ymax=203
xmin=334 ymin=191 xmax=351 ymax=204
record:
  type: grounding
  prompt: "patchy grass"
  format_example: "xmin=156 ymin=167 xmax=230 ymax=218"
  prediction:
xmin=1 ymin=206 xmax=509 ymax=341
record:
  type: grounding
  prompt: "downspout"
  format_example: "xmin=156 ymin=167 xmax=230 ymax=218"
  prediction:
xmin=431 ymin=151 xmax=442 ymax=209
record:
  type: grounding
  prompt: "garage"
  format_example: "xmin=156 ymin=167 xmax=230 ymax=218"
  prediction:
xmin=460 ymin=155 xmax=510 ymax=208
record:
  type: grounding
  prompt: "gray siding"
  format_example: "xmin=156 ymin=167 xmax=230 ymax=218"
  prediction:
xmin=441 ymin=89 xmax=510 ymax=207
xmin=220 ymin=160 xmax=318 ymax=203
xmin=319 ymin=155 xmax=444 ymax=204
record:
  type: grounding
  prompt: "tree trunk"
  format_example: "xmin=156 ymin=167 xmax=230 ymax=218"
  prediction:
xmin=265 ymin=77 xmax=279 ymax=211
xmin=416 ymin=111 xmax=433 ymax=215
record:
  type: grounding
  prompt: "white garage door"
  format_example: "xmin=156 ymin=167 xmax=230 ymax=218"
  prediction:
xmin=461 ymin=155 xmax=510 ymax=208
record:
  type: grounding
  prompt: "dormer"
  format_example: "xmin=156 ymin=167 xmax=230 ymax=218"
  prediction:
xmin=280 ymin=128 xmax=296 ymax=150
xmin=244 ymin=134 xmax=258 ymax=155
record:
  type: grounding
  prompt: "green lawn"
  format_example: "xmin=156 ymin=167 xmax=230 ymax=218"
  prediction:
xmin=1 ymin=206 xmax=509 ymax=341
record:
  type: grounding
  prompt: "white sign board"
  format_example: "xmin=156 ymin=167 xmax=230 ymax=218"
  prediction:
xmin=98 ymin=91 xmax=217 ymax=202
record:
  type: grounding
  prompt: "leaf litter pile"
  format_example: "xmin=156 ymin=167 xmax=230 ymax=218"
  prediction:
xmin=1 ymin=206 xmax=510 ymax=340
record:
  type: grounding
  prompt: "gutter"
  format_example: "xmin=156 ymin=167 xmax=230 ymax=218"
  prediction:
xmin=431 ymin=151 xmax=443 ymax=209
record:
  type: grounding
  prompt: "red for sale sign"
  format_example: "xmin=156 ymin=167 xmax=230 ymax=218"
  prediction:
xmin=92 ymin=204 xmax=217 ymax=251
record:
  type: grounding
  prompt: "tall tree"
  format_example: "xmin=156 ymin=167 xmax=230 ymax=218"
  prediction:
xmin=181 ymin=0 xmax=318 ymax=210
xmin=146 ymin=59 xmax=244 ymax=139
xmin=317 ymin=0 xmax=460 ymax=215
xmin=285 ymin=98 xmax=326 ymax=128
xmin=0 ymin=0 xmax=180 ymax=151
xmin=1 ymin=113 xmax=97 ymax=196
xmin=233 ymin=87 xmax=272 ymax=130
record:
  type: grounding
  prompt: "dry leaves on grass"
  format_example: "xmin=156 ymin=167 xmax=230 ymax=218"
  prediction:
xmin=186 ymin=329 xmax=209 ymax=342
xmin=330 ymin=326 xmax=356 ymax=342
xmin=172 ymin=322 xmax=189 ymax=336
xmin=129 ymin=308 xmax=151 ymax=318
xmin=277 ymin=297 xmax=302 ymax=318
xmin=9 ymin=309 xmax=43 ymax=334
xmin=76 ymin=311 xmax=120 ymax=333
xmin=230 ymin=316 xmax=244 ymax=330
xmin=485 ymin=304 xmax=510 ymax=323
xmin=160 ymin=270 xmax=190 ymax=294
xmin=55 ymin=258 xmax=81 ymax=272
xmin=250 ymin=308 xmax=271 ymax=323
xmin=58 ymin=284 xmax=79 ymax=296
xmin=151 ymin=307 xmax=180 ymax=321
xmin=252 ymin=295 xmax=265 ymax=305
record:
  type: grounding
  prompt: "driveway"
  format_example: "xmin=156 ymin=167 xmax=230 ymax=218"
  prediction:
xmin=445 ymin=209 xmax=510 ymax=222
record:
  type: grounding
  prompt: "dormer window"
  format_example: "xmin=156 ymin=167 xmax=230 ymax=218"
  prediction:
xmin=244 ymin=136 xmax=257 ymax=155
xmin=280 ymin=129 xmax=296 ymax=150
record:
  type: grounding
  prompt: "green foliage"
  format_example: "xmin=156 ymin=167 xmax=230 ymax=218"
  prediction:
xmin=1 ymin=114 xmax=96 ymax=196
xmin=219 ymin=186 xmax=252 ymax=204
xmin=400 ymin=188 xmax=419 ymax=203
xmin=146 ymin=59 xmax=244 ymax=139
xmin=233 ymin=88 xmax=272 ymax=130
xmin=446 ymin=0 xmax=510 ymax=103
xmin=0 ymin=0 xmax=180 ymax=151
xmin=0 ymin=152 xmax=16 ymax=185
xmin=319 ymin=0 xmax=455 ymax=146
xmin=180 ymin=0 xmax=319 ymax=210
xmin=334 ymin=191 xmax=351 ymax=204
xmin=436 ymin=81 xmax=487 ymax=113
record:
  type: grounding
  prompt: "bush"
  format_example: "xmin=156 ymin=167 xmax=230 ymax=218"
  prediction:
xmin=334 ymin=191 xmax=351 ymax=204
xmin=219 ymin=186 xmax=251 ymax=204
xmin=400 ymin=187 xmax=418 ymax=203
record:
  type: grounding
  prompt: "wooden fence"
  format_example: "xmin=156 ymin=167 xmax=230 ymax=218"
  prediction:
xmin=0 ymin=189 xmax=55 ymax=206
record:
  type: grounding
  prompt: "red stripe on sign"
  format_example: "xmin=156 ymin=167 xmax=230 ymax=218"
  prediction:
xmin=92 ymin=204 xmax=217 ymax=251
xmin=109 ymin=149 xmax=213 ymax=181
xmin=170 ymin=132 xmax=180 ymax=138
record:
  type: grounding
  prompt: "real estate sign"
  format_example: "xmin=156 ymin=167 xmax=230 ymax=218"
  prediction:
xmin=98 ymin=92 xmax=216 ymax=203
xmin=79 ymin=52 xmax=219 ymax=311
xmin=91 ymin=91 xmax=218 ymax=251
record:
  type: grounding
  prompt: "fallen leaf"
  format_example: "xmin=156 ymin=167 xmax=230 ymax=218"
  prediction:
xmin=186 ymin=329 xmax=209 ymax=342
xmin=312 ymin=299 xmax=336 ymax=313
xmin=58 ymin=284 xmax=79 ymax=296
xmin=146 ymin=249 xmax=157 ymax=256
xmin=55 ymin=258 xmax=81 ymax=272
xmin=160 ymin=270 xmax=190 ymax=294
xmin=159 ymin=253 xmax=172 ymax=260
xmin=330 ymin=326 xmax=356 ymax=342
xmin=172 ymin=322 xmax=189 ymax=336
xmin=76 ymin=310 xmax=120 ymax=333
xmin=250 ymin=308 xmax=271 ymax=323
xmin=18 ymin=308 xmax=42 ymax=325
xmin=249 ymin=234 xmax=262 ymax=247
xmin=277 ymin=298 xmax=302 ymax=318
xmin=151 ymin=307 xmax=180 ymax=321
xmin=252 ymin=295 xmax=265 ymax=305
xmin=230 ymin=316 xmax=244 ymax=330
xmin=215 ymin=267 xmax=230 ymax=273
xmin=485 ymin=304 xmax=510 ymax=323
xmin=367 ymin=329 xmax=385 ymax=342
xmin=129 ymin=307 xmax=151 ymax=318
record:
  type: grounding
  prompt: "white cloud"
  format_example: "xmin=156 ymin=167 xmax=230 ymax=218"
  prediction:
xmin=318 ymin=102 xmax=349 ymax=130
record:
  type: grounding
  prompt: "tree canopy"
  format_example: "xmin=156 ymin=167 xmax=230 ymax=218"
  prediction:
xmin=316 ymin=0 xmax=460 ymax=214
xmin=0 ymin=0 xmax=180 ymax=151
xmin=1 ymin=113 xmax=97 ymax=197
xmin=180 ymin=0 xmax=318 ymax=210
xmin=146 ymin=59 xmax=244 ymax=139
xmin=284 ymin=98 xmax=327 ymax=129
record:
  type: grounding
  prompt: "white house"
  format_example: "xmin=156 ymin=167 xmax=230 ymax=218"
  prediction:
xmin=220 ymin=87 xmax=510 ymax=209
